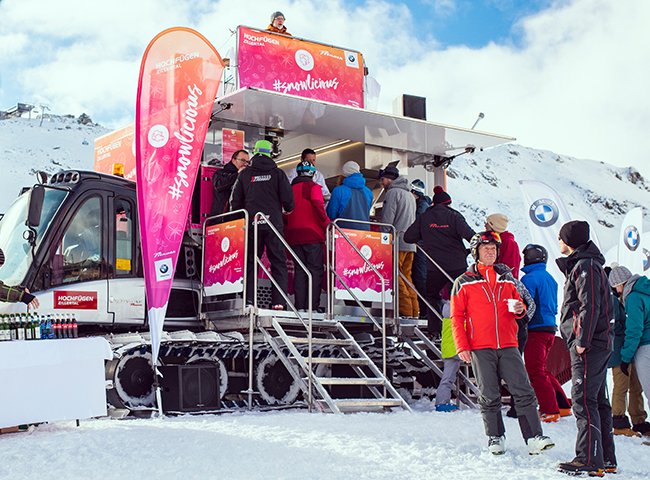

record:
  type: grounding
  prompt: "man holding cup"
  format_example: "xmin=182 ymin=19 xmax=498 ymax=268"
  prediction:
xmin=451 ymin=231 xmax=554 ymax=456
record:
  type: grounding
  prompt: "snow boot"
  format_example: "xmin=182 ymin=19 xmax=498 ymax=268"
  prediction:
xmin=435 ymin=403 xmax=459 ymax=412
xmin=633 ymin=421 xmax=650 ymax=436
xmin=559 ymin=407 xmax=572 ymax=417
xmin=613 ymin=427 xmax=640 ymax=437
xmin=604 ymin=460 xmax=617 ymax=474
xmin=487 ymin=435 xmax=505 ymax=455
xmin=527 ymin=435 xmax=555 ymax=455
xmin=557 ymin=459 xmax=604 ymax=477
xmin=540 ymin=413 xmax=560 ymax=423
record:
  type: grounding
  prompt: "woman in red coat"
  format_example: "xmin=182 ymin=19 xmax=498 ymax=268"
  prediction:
xmin=486 ymin=213 xmax=521 ymax=279
xmin=284 ymin=161 xmax=329 ymax=311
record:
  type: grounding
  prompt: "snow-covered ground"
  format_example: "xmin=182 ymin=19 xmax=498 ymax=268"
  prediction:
xmin=2 ymin=405 xmax=649 ymax=480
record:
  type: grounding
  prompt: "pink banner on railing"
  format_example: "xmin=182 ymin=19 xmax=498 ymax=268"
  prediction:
xmin=237 ymin=26 xmax=365 ymax=108
xmin=203 ymin=218 xmax=246 ymax=296
xmin=136 ymin=27 xmax=224 ymax=364
xmin=335 ymin=229 xmax=393 ymax=302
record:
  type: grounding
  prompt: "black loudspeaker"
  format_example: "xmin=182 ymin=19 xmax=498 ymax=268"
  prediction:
xmin=402 ymin=94 xmax=427 ymax=120
xmin=159 ymin=364 xmax=220 ymax=412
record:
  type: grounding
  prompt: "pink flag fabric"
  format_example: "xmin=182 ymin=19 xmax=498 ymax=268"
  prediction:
xmin=135 ymin=27 xmax=224 ymax=364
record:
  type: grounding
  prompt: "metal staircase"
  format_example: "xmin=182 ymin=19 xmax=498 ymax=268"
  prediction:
xmin=259 ymin=316 xmax=411 ymax=413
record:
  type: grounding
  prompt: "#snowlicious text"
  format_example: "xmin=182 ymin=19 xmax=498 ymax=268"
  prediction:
xmin=209 ymin=250 xmax=239 ymax=273
xmin=168 ymin=84 xmax=203 ymax=201
xmin=273 ymin=74 xmax=339 ymax=94
xmin=343 ymin=262 xmax=385 ymax=279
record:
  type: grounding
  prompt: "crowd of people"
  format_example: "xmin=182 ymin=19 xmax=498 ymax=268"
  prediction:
xmin=212 ymin=137 xmax=650 ymax=475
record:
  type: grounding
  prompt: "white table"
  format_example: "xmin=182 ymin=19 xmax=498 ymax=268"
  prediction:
xmin=0 ymin=337 xmax=112 ymax=428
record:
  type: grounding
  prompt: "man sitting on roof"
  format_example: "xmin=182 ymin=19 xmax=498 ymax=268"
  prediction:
xmin=266 ymin=11 xmax=291 ymax=36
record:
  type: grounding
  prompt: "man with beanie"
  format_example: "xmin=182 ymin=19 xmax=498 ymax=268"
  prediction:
xmin=266 ymin=11 xmax=291 ymax=35
xmin=606 ymin=265 xmax=650 ymax=437
xmin=284 ymin=160 xmax=330 ymax=312
xmin=520 ymin=244 xmax=572 ymax=423
xmin=486 ymin=213 xmax=521 ymax=279
xmin=410 ymin=179 xmax=432 ymax=318
xmin=608 ymin=264 xmax=650 ymax=435
xmin=326 ymin=161 xmax=373 ymax=231
xmin=556 ymin=220 xmax=617 ymax=476
xmin=379 ymin=165 xmax=418 ymax=317
xmin=451 ymin=232 xmax=554 ymax=455
xmin=404 ymin=185 xmax=475 ymax=336
xmin=231 ymin=140 xmax=294 ymax=310
xmin=286 ymin=149 xmax=330 ymax=201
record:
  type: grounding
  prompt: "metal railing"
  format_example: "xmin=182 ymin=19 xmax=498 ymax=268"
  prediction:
xmin=326 ymin=219 xmax=398 ymax=390
xmin=250 ymin=212 xmax=315 ymax=411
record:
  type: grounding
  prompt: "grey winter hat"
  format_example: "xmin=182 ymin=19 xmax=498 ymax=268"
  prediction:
xmin=342 ymin=161 xmax=360 ymax=177
xmin=608 ymin=265 xmax=633 ymax=287
xmin=271 ymin=11 xmax=285 ymax=21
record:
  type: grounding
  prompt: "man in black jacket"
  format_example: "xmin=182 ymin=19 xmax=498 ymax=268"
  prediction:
xmin=211 ymin=149 xmax=249 ymax=215
xmin=556 ymin=220 xmax=616 ymax=477
xmin=231 ymin=140 xmax=294 ymax=309
xmin=404 ymin=186 xmax=475 ymax=336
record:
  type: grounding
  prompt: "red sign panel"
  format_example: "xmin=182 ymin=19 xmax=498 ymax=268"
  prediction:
xmin=237 ymin=26 xmax=365 ymax=108
xmin=54 ymin=291 xmax=98 ymax=310
xmin=94 ymin=124 xmax=136 ymax=181
xmin=335 ymin=229 xmax=393 ymax=302
xmin=222 ymin=128 xmax=245 ymax=165
xmin=203 ymin=218 xmax=246 ymax=295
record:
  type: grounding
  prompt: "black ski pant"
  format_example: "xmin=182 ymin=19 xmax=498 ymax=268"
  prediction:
xmin=570 ymin=347 xmax=616 ymax=469
xmin=292 ymin=243 xmax=324 ymax=310
xmin=425 ymin=266 xmax=466 ymax=335
xmin=246 ymin=226 xmax=288 ymax=308
xmin=412 ymin=249 xmax=428 ymax=318
xmin=471 ymin=347 xmax=543 ymax=442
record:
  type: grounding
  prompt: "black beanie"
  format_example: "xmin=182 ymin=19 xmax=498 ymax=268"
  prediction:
xmin=432 ymin=186 xmax=451 ymax=205
xmin=559 ymin=220 xmax=590 ymax=249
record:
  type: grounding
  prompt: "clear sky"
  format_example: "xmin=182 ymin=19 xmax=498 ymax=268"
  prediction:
xmin=1 ymin=0 xmax=649 ymax=176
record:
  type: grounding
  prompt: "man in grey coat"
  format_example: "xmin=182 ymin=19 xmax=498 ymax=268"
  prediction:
xmin=380 ymin=166 xmax=418 ymax=317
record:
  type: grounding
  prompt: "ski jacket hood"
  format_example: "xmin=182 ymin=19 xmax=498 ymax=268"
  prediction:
xmin=230 ymin=154 xmax=294 ymax=230
xmin=326 ymin=173 xmax=373 ymax=230
xmin=521 ymin=262 xmax=558 ymax=332
xmin=381 ymin=176 xmax=416 ymax=252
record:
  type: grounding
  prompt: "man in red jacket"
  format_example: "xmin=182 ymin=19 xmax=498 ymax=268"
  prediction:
xmin=452 ymin=231 xmax=554 ymax=456
xmin=284 ymin=160 xmax=330 ymax=312
xmin=485 ymin=213 xmax=521 ymax=279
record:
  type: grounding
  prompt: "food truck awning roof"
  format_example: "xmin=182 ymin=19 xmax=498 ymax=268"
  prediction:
xmin=213 ymin=87 xmax=515 ymax=158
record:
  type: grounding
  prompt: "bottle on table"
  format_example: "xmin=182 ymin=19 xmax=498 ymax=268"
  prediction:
xmin=71 ymin=314 xmax=79 ymax=339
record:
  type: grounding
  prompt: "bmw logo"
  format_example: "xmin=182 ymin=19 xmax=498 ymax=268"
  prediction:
xmin=624 ymin=225 xmax=640 ymax=251
xmin=159 ymin=264 xmax=169 ymax=274
xmin=529 ymin=198 xmax=559 ymax=227
xmin=644 ymin=248 xmax=650 ymax=271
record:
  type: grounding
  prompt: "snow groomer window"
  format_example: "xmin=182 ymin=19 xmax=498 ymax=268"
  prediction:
xmin=53 ymin=197 xmax=103 ymax=285
xmin=114 ymin=198 xmax=134 ymax=276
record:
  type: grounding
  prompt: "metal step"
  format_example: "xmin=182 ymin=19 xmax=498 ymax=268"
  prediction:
xmin=286 ymin=337 xmax=354 ymax=346
xmin=303 ymin=357 xmax=369 ymax=366
xmin=329 ymin=398 xmax=404 ymax=409
xmin=315 ymin=377 xmax=385 ymax=386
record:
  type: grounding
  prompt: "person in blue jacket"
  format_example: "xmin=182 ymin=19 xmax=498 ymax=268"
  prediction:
xmin=520 ymin=244 xmax=572 ymax=422
xmin=326 ymin=161 xmax=373 ymax=231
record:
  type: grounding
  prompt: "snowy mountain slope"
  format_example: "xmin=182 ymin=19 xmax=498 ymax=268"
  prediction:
xmin=445 ymin=144 xmax=649 ymax=253
xmin=1 ymin=115 xmax=648 ymax=256
xmin=0 ymin=115 xmax=109 ymax=212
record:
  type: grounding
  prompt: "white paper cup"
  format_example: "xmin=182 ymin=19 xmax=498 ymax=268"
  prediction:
xmin=507 ymin=299 xmax=518 ymax=313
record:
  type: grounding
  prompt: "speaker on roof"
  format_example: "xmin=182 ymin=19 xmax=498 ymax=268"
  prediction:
xmin=403 ymin=94 xmax=426 ymax=120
